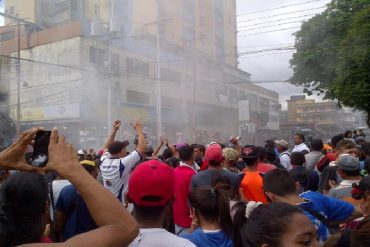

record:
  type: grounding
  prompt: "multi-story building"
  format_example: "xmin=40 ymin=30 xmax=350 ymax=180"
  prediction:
xmin=1 ymin=0 xmax=278 ymax=147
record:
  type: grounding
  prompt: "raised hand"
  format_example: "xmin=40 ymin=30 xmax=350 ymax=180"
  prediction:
xmin=131 ymin=119 xmax=143 ymax=131
xmin=113 ymin=120 xmax=122 ymax=131
xmin=0 ymin=128 xmax=43 ymax=172
xmin=45 ymin=127 xmax=82 ymax=176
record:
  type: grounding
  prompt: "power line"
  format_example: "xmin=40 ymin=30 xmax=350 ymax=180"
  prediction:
xmin=239 ymin=50 xmax=295 ymax=58
xmin=239 ymin=20 xmax=307 ymax=33
xmin=238 ymin=0 xmax=323 ymax=16
xmin=238 ymin=13 xmax=317 ymax=29
xmin=238 ymin=47 xmax=295 ymax=56
xmin=238 ymin=26 xmax=301 ymax=37
xmin=238 ymin=6 xmax=326 ymax=23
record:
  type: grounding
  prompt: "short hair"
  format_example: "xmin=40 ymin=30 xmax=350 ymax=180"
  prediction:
xmin=290 ymin=152 xmax=306 ymax=166
xmin=256 ymin=147 xmax=267 ymax=161
xmin=311 ymin=139 xmax=324 ymax=151
xmin=108 ymin=141 xmax=128 ymax=155
xmin=162 ymin=148 xmax=173 ymax=160
xmin=344 ymin=130 xmax=352 ymax=138
xmin=336 ymin=140 xmax=356 ymax=152
xmin=295 ymin=133 xmax=305 ymax=142
xmin=263 ymin=169 xmax=297 ymax=196
xmin=362 ymin=143 xmax=370 ymax=156
xmin=191 ymin=144 xmax=206 ymax=154
xmin=178 ymin=144 xmax=194 ymax=162
xmin=331 ymin=134 xmax=344 ymax=149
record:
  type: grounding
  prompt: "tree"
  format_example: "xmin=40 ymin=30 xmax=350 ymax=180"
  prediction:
xmin=290 ymin=0 xmax=370 ymax=126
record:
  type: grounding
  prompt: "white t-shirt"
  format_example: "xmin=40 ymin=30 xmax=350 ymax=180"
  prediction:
xmin=49 ymin=179 xmax=71 ymax=220
xmin=292 ymin=143 xmax=310 ymax=153
xmin=279 ymin=151 xmax=292 ymax=170
xmin=100 ymin=151 xmax=141 ymax=203
xmin=128 ymin=228 xmax=196 ymax=247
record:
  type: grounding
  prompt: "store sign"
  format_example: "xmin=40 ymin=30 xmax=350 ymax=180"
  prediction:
xmin=21 ymin=104 xmax=80 ymax=121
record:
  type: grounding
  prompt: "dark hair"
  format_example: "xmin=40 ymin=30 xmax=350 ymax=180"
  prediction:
xmin=263 ymin=169 xmax=297 ymax=196
xmin=189 ymin=184 xmax=233 ymax=238
xmin=311 ymin=139 xmax=324 ymax=151
xmin=191 ymin=144 xmax=206 ymax=154
xmin=233 ymin=202 xmax=304 ymax=247
xmin=162 ymin=148 xmax=173 ymax=160
xmin=108 ymin=141 xmax=127 ymax=155
xmin=133 ymin=204 xmax=166 ymax=220
xmin=344 ymin=130 xmax=353 ymax=138
xmin=295 ymin=133 xmax=305 ymax=142
xmin=178 ymin=144 xmax=194 ymax=162
xmin=290 ymin=152 xmax=306 ymax=166
xmin=0 ymin=172 xmax=48 ymax=246
xmin=331 ymin=134 xmax=344 ymax=149
xmin=364 ymin=157 xmax=370 ymax=174
xmin=362 ymin=143 xmax=370 ymax=156
xmin=352 ymin=176 xmax=370 ymax=200
xmin=164 ymin=157 xmax=180 ymax=168
xmin=256 ymin=147 xmax=267 ymax=161
xmin=82 ymin=164 xmax=96 ymax=174
xmin=243 ymin=157 xmax=258 ymax=166
xmin=341 ymin=169 xmax=361 ymax=177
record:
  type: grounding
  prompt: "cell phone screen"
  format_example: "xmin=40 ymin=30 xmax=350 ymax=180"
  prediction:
xmin=32 ymin=131 xmax=51 ymax=167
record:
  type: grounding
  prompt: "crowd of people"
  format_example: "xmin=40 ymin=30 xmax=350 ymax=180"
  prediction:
xmin=0 ymin=120 xmax=369 ymax=247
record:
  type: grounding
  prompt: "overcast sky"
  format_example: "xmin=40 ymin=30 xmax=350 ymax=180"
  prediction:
xmin=236 ymin=0 xmax=332 ymax=107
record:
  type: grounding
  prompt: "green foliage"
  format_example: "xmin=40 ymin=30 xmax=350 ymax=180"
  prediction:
xmin=290 ymin=0 xmax=370 ymax=125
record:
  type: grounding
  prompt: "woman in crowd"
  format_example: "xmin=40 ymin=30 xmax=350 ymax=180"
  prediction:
xmin=0 ymin=128 xmax=139 ymax=247
xmin=233 ymin=202 xmax=320 ymax=247
xmin=181 ymin=184 xmax=233 ymax=247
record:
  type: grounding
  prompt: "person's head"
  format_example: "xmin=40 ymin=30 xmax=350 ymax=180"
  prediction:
xmin=265 ymin=140 xmax=275 ymax=149
xmin=127 ymin=160 xmax=174 ymax=224
xmin=275 ymin=140 xmax=289 ymax=153
xmin=293 ymin=133 xmax=305 ymax=145
xmin=331 ymin=134 xmax=344 ymax=150
xmin=337 ymin=155 xmax=361 ymax=180
xmin=241 ymin=145 xmax=259 ymax=167
xmin=336 ymin=140 xmax=357 ymax=157
xmin=108 ymin=140 xmax=129 ymax=158
xmin=80 ymin=160 xmax=98 ymax=179
xmin=0 ymin=172 xmax=48 ymax=246
xmin=364 ymin=157 xmax=370 ymax=175
xmin=356 ymin=137 xmax=366 ymax=146
xmin=178 ymin=144 xmax=194 ymax=163
xmin=290 ymin=152 xmax=306 ymax=167
xmin=204 ymin=143 xmax=224 ymax=167
xmin=189 ymin=184 xmax=233 ymax=238
xmin=263 ymin=169 xmax=298 ymax=202
xmin=311 ymin=139 xmax=324 ymax=152
xmin=362 ymin=143 xmax=370 ymax=157
xmin=191 ymin=144 xmax=205 ymax=159
xmin=256 ymin=146 xmax=267 ymax=162
xmin=352 ymin=176 xmax=370 ymax=216
xmin=233 ymin=202 xmax=319 ymax=247
xmin=350 ymin=216 xmax=370 ymax=247
xmin=144 ymin=145 xmax=154 ymax=158
xmin=344 ymin=130 xmax=353 ymax=138
xmin=223 ymin=148 xmax=238 ymax=167
xmin=162 ymin=148 xmax=173 ymax=160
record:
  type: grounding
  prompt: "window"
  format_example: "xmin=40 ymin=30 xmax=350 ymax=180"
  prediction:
xmin=126 ymin=57 xmax=149 ymax=76
xmin=0 ymin=30 xmax=15 ymax=42
xmin=126 ymin=90 xmax=150 ymax=105
xmin=161 ymin=68 xmax=181 ymax=83
xmin=89 ymin=47 xmax=107 ymax=65
xmin=110 ymin=53 xmax=120 ymax=72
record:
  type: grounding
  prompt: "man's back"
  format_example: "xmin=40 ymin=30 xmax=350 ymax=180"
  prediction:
xmin=173 ymin=165 xmax=196 ymax=228
xmin=100 ymin=151 xmax=141 ymax=202
xmin=305 ymin=151 xmax=324 ymax=171
xmin=190 ymin=169 xmax=240 ymax=191
xmin=328 ymin=179 xmax=361 ymax=199
xmin=240 ymin=171 xmax=267 ymax=203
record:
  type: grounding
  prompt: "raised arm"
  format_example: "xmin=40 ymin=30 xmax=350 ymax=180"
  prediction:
xmin=132 ymin=120 xmax=146 ymax=156
xmin=103 ymin=120 xmax=121 ymax=151
xmin=23 ymin=128 xmax=139 ymax=247
xmin=153 ymin=137 xmax=165 ymax=158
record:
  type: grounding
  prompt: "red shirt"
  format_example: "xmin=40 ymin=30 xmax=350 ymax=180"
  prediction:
xmin=256 ymin=162 xmax=276 ymax=174
xmin=172 ymin=165 xmax=196 ymax=228
xmin=200 ymin=159 xmax=209 ymax=171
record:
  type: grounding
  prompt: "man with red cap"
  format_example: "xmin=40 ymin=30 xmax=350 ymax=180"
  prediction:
xmin=126 ymin=160 xmax=195 ymax=247
xmin=190 ymin=143 xmax=240 ymax=196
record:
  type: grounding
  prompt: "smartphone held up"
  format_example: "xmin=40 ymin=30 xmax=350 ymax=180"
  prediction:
xmin=31 ymin=130 xmax=51 ymax=167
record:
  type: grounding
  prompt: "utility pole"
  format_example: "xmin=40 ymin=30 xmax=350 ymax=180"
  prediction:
xmin=16 ymin=20 xmax=21 ymax=136
xmin=155 ymin=0 xmax=162 ymax=139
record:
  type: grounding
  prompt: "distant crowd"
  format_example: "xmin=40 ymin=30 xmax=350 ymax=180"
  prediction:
xmin=0 ymin=121 xmax=369 ymax=247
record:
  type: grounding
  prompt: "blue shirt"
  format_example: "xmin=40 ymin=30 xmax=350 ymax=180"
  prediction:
xmin=182 ymin=228 xmax=232 ymax=247
xmin=56 ymin=185 xmax=97 ymax=240
xmin=299 ymin=191 xmax=354 ymax=243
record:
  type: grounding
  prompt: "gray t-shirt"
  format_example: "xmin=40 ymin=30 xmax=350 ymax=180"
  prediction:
xmin=190 ymin=169 xmax=241 ymax=191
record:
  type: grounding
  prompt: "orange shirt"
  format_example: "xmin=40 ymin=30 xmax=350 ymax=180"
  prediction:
xmin=240 ymin=171 xmax=267 ymax=203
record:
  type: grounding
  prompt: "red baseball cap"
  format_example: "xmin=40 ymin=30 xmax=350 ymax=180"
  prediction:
xmin=205 ymin=143 xmax=224 ymax=163
xmin=128 ymin=160 xmax=175 ymax=207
